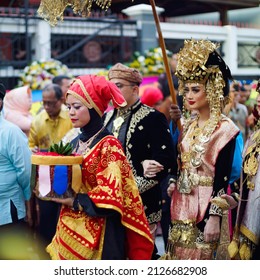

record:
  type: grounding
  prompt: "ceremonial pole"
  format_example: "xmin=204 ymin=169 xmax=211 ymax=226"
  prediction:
xmin=149 ymin=0 xmax=182 ymax=131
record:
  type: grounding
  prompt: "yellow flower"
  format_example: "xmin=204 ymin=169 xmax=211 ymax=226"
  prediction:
xmin=86 ymin=47 xmax=173 ymax=79
xmin=18 ymin=59 xmax=72 ymax=90
xmin=127 ymin=47 xmax=172 ymax=76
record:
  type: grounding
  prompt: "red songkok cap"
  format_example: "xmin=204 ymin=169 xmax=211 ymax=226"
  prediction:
xmin=140 ymin=87 xmax=163 ymax=107
xmin=67 ymin=75 xmax=127 ymax=116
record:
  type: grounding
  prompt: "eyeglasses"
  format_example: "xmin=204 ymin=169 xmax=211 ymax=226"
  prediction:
xmin=115 ymin=83 xmax=135 ymax=89
xmin=41 ymin=100 xmax=59 ymax=107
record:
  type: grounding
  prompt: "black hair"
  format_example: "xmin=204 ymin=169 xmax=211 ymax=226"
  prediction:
xmin=206 ymin=50 xmax=233 ymax=96
xmin=42 ymin=83 xmax=63 ymax=100
xmin=0 ymin=83 xmax=6 ymax=99
xmin=233 ymin=84 xmax=240 ymax=92
xmin=256 ymin=79 xmax=260 ymax=93
xmin=52 ymin=75 xmax=70 ymax=86
xmin=240 ymin=86 xmax=246 ymax=92
xmin=0 ymin=83 xmax=6 ymax=112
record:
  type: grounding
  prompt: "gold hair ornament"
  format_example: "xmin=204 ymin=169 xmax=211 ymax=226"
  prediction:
xmin=176 ymin=39 xmax=218 ymax=83
xmin=38 ymin=0 xmax=113 ymax=26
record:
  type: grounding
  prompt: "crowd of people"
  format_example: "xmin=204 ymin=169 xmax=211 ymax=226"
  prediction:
xmin=0 ymin=38 xmax=259 ymax=260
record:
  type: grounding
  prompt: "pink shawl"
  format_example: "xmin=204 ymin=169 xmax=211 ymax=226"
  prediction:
xmin=4 ymin=85 xmax=33 ymax=136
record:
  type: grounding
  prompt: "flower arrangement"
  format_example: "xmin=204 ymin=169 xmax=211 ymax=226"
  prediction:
xmin=95 ymin=47 xmax=172 ymax=78
xmin=128 ymin=47 xmax=173 ymax=76
xmin=95 ymin=69 xmax=109 ymax=78
xmin=18 ymin=59 xmax=72 ymax=90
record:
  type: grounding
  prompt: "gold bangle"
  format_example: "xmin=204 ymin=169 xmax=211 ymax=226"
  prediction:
xmin=231 ymin=192 xmax=240 ymax=202
xmin=168 ymin=178 xmax=177 ymax=186
xmin=211 ymin=196 xmax=230 ymax=210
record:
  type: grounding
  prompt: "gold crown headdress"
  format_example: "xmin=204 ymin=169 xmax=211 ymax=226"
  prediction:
xmin=176 ymin=39 xmax=232 ymax=118
xmin=176 ymin=39 xmax=218 ymax=84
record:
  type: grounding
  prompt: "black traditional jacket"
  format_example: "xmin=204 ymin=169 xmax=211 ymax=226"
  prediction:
xmin=104 ymin=100 xmax=176 ymax=224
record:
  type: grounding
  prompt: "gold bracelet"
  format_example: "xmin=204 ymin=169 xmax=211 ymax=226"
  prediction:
xmin=231 ymin=192 xmax=240 ymax=202
xmin=168 ymin=178 xmax=177 ymax=186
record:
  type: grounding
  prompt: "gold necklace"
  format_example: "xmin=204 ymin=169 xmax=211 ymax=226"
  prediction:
xmin=76 ymin=127 xmax=105 ymax=155
xmin=185 ymin=116 xmax=217 ymax=168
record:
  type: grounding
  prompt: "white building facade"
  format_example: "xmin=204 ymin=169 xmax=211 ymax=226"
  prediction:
xmin=0 ymin=4 xmax=259 ymax=89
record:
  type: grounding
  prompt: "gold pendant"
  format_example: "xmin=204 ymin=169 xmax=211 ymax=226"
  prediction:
xmin=247 ymin=181 xmax=255 ymax=190
xmin=191 ymin=157 xmax=202 ymax=168
xmin=178 ymin=169 xmax=192 ymax=194
xmin=199 ymin=135 xmax=210 ymax=143
xmin=193 ymin=144 xmax=205 ymax=153
xmin=244 ymin=155 xmax=258 ymax=176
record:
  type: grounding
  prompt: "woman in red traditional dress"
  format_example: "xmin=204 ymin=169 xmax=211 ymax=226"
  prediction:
xmin=46 ymin=75 xmax=153 ymax=260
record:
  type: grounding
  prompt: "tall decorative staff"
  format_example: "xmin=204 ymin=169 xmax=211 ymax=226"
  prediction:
xmin=149 ymin=0 xmax=181 ymax=131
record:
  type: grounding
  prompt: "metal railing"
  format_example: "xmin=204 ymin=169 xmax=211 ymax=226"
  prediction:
xmin=0 ymin=8 xmax=138 ymax=89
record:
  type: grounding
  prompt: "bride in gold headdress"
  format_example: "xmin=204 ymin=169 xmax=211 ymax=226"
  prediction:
xmin=163 ymin=39 xmax=240 ymax=260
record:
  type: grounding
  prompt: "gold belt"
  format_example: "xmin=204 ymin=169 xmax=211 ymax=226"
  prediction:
xmin=189 ymin=173 xmax=213 ymax=187
xmin=177 ymin=170 xmax=213 ymax=194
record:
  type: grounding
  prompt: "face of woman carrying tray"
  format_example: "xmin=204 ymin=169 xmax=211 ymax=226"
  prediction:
xmin=66 ymin=94 xmax=91 ymax=128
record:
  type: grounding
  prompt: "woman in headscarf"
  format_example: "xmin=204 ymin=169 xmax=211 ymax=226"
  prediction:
xmin=3 ymin=85 xmax=33 ymax=137
xmin=163 ymin=39 xmax=240 ymax=260
xmin=46 ymin=74 xmax=153 ymax=260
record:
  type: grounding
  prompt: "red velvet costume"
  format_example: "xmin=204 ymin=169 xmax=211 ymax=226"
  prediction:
xmin=47 ymin=135 xmax=153 ymax=259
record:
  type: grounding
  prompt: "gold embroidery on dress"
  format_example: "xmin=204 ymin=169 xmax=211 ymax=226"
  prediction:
xmin=168 ymin=220 xmax=197 ymax=245
xmin=146 ymin=210 xmax=162 ymax=225
xmin=125 ymin=178 xmax=139 ymax=198
xmin=56 ymin=210 xmax=105 ymax=260
xmin=243 ymin=129 xmax=260 ymax=190
xmin=178 ymin=114 xmax=219 ymax=194
xmin=100 ymin=161 xmax=123 ymax=188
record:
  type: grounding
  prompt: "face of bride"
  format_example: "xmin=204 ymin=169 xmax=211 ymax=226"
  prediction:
xmin=183 ymin=83 xmax=208 ymax=112
xmin=66 ymin=94 xmax=90 ymax=128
